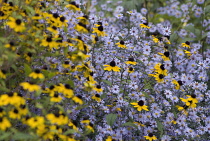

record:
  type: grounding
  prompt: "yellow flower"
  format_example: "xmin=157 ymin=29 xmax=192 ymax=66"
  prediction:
xmin=125 ymin=57 xmax=137 ymax=65
xmin=93 ymin=85 xmax=103 ymax=93
xmin=172 ymin=79 xmax=183 ymax=90
xmin=72 ymin=95 xmax=83 ymax=105
xmin=26 ymin=116 xmax=45 ymax=129
xmin=92 ymin=94 xmax=101 ymax=102
xmin=29 ymin=69 xmax=44 ymax=79
xmin=140 ymin=23 xmax=150 ymax=29
xmin=106 ymin=136 xmax=113 ymax=141
xmin=0 ymin=70 xmax=6 ymax=79
xmin=9 ymin=108 xmax=21 ymax=119
xmin=181 ymin=41 xmax=190 ymax=48
xmin=61 ymin=84 xmax=74 ymax=98
xmin=180 ymin=94 xmax=198 ymax=108
xmin=71 ymin=51 xmax=90 ymax=62
xmin=116 ymin=40 xmax=127 ymax=49
xmin=50 ymin=93 xmax=62 ymax=103
xmin=46 ymin=112 xmax=68 ymax=125
xmin=0 ymin=92 xmax=25 ymax=106
xmin=7 ymin=17 xmax=26 ymax=32
xmin=104 ymin=60 xmax=121 ymax=72
xmin=144 ymin=133 xmax=157 ymax=141
xmin=0 ymin=117 xmax=11 ymax=131
xmin=158 ymin=51 xmax=170 ymax=61
xmin=20 ymin=82 xmax=41 ymax=92
xmin=85 ymin=123 xmax=94 ymax=132
xmin=5 ymin=41 xmax=16 ymax=51
xmin=68 ymin=120 xmax=78 ymax=131
xmin=128 ymin=67 xmax=134 ymax=73
xmin=148 ymin=73 xmax=165 ymax=83
xmin=130 ymin=100 xmax=149 ymax=111
xmin=66 ymin=1 xmax=81 ymax=11
xmin=154 ymin=63 xmax=167 ymax=76
xmin=77 ymin=15 xmax=89 ymax=25
xmin=75 ymin=22 xmax=88 ymax=33
xmin=47 ymin=26 xmax=59 ymax=34
xmin=92 ymin=24 xmax=107 ymax=36
xmin=91 ymin=35 xmax=99 ymax=44
xmin=84 ymin=81 xmax=94 ymax=91
xmin=41 ymin=36 xmax=58 ymax=50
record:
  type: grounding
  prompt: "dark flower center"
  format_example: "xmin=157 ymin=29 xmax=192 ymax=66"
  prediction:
xmin=20 ymin=104 xmax=26 ymax=109
xmin=128 ymin=57 xmax=134 ymax=61
xmin=95 ymin=94 xmax=100 ymax=97
xmin=129 ymin=67 xmax=133 ymax=71
xmin=60 ymin=16 xmax=65 ymax=22
xmin=27 ymin=52 xmax=32 ymax=57
xmin=54 ymin=93 xmax=58 ymax=97
xmin=53 ymin=13 xmax=59 ymax=18
xmin=16 ymin=19 xmax=22 ymax=25
xmin=96 ymin=85 xmax=101 ymax=89
xmin=46 ymin=37 xmax=52 ymax=42
xmin=159 ymin=74 xmax=164 ymax=79
xmin=64 ymin=61 xmax=69 ymax=64
xmin=164 ymin=51 xmax=169 ymax=57
xmin=14 ymin=109 xmax=19 ymax=114
xmin=77 ymin=95 xmax=82 ymax=99
xmin=9 ymin=41 xmax=14 ymax=46
xmin=148 ymin=133 xmax=153 ymax=137
xmin=185 ymin=41 xmax=190 ymax=45
xmin=0 ymin=11 xmax=5 ymax=16
xmin=0 ymin=118 xmax=2 ymax=122
xmin=95 ymin=36 xmax=98 ymax=41
xmin=178 ymin=80 xmax=183 ymax=86
xmin=0 ymin=108 xmax=3 ymax=113
xmin=7 ymin=92 xmax=14 ymax=97
xmin=143 ymin=22 xmax=148 ymax=26
xmin=160 ymin=64 xmax=165 ymax=70
xmin=98 ymin=25 xmax=103 ymax=31
xmin=1 ymin=70 xmax=6 ymax=74
xmin=65 ymin=84 xmax=71 ymax=89
xmin=78 ymin=22 xmax=86 ymax=28
xmin=120 ymin=40 xmax=124 ymax=45
xmin=138 ymin=100 xmax=144 ymax=106
xmin=35 ymin=69 xmax=41 ymax=74
xmin=35 ymin=13 xmax=39 ymax=16
xmin=49 ymin=85 xmax=55 ymax=90
xmin=110 ymin=61 xmax=116 ymax=67
xmin=52 ymin=26 xmax=57 ymax=30
xmin=191 ymin=94 xmax=196 ymax=98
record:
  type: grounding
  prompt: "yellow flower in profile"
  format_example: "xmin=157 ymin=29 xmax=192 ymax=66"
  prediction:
xmin=0 ymin=70 xmax=6 ymax=79
xmin=72 ymin=95 xmax=83 ymax=105
xmin=47 ymin=26 xmax=59 ymax=34
xmin=92 ymin=94 xmax=101 ymax=102
xmin=29 ymin=69 xmax=44 ymax=79
xmin=125 ymin=57 xmax=137 ymax=65
xmin=116 ymin=40 xmax=127 ymax=49
xmin=180 ymin=94 xmax=198 ymax=108
xmin=20 ymin=82 xmax=41 ymax=92
xmin=181 ymin=41 xmax=190 ymax=48
xmin=71 ymin=51 xmax=90 ymax=62
xmin=66 ymin=1 xmax=81 ymax=11
xmin=46 ymin=112 xmax=68 ymax=125
xmin=104 ymin=60 xmax=121 ymax=72
xmin=158 ymin=51 xmax=170 ymax=61
xmin=7 ymin=17 xmax=26 ymax=32
xmin=144 ymin=133 xmax=157 ymax=141
xmin=0 ymin=117 xmax=11 ymax=131
xmin=128 ymin=67 xmax=134 ymax=73
xmin=93 ymin=85 xmax=103 ymax=93
xmin=91 ymin=35 xmax=99 ymax=44
xmin=130 ymin=100 xmax=149 ymax=111
xmin=61 ymin=84 xmax=74 ymax=98
xmin=68 ymin=120 xmax=78 ymax=131
xmin=140 ymin=22 xmax=150 ymax=29
xmin=106 ymin=136 xmax=113 ymax=141
xmin=148 ymin=73 xmax=165 ymax=83
xmin=92 ymin=24 xmax=107 ymax=37
xmin=75 ymin=22 xmax=88 ymax=33
xmin=172 ymin=79 xmax=183 ymax=90
xmin=85 ymin=123 xmax=94 ymax=133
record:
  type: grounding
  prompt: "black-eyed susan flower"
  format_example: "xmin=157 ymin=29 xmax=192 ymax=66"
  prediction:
xmin=144 ymin=133 xmax=157 ymax=141
xmin=75 ymin=22 xmax=88 ymax=33
xmin=92 ymin=24 xmax=107 ymax=37
xmin=176 ymin=105 xmax=189 ymax=115
xmin=125 ymin=57 xmax=137 ymax=65
xmin=77 ymin=15 xmax=89 ymax=25
xmin=93 ymin=85 xmax=103 ymax=93
xmin=5 ymin=41 xmax=16 ymax=51
xmin=172 ymin=79 xmax=183 ymax=90
xmin=62 ymin=84 xmax=74 ymax=98
xmin=18 ymin=104 xmax=28 ymax=115
xmin=180 ymin=94 xmax=198 ymax=108
xmin=46 ymin=112 xmax=68 ymax=125
xmin=140 ymin=22 xmax=150 ymax=29
xmin=85 ymin=123 xmax=94 ymax=133
xmin=158 ymin=51 xmax=170 ymax=61
xmin=29 ymin=69 xmax=44 ymax=79
xmin=104 ymin=60 xmax=121 ymax=72
xmin=42 ymin=85 xmax=55 ymax=96
xmin=106 ymin=136 xmax=113 ymax=141
xmin=20 ymin=82 xmax=41 ymax=92
xmin=181 ymin=41 xmax=190 ymax=48
xmin=68 ymin=120 xmax=78 ymax=131
xmin=0 ymin=117 xmax=11 ymax=131
xmin=128 ymin=67 xmax=134 ymax=73
xmin=41 ymin=36 xmax=58 ymax=50
xmin=9 ymin=108 xmax=21 ymax=119
xmin=154 ymin=63 xmax=167 ymax=76
xmin=59 ymin=15 xmax=68 ymax=27
xmin=92 ymin=94 xmax=101 ymax=102
xmin=66 ymin=1 xmax=80 ymax=11
xmin=71 ymin=51 xmax=90 ymax=62
xmin=25 ymin=52 xmax=32 ymax=62
xmin=0 ymin=70 xmax=6 ymax=79
xmin=0 ymin=108 xmax=5 ymax=117
xmin=50 ymin=93 xmax=62 ymax=103
xmin=63 ymin=60 xmax=71 ymax=68
xmin=130 ymin=100 xmax=149 ymax=111
xmin=116 ymin=40 xmax=127 ymax=49
xmin=0 ymin=10 xmax=7 ymax=20
xmin=91 ymin=35 xmax=99 ymax=44
xmin=72 ymin=95 xmax=83 ymax=105
xmin=0 ymin=92 xmax=25 ymax=106
xmin=84 ymin=81 xmax=94 ymax=91
xmin=47 ymin=26 xmax=59 ymax=34
xmin=26 ymin=116 xmax=45 ymax=129
xmin=148 ymin=73 xmax=165 ymax=83
xmin=7 ymin=17 xmax=26 ymax=32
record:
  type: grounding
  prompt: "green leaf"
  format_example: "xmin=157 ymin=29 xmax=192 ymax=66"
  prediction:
xmin=66 ymin=79 xmax=75 ymax=88
xmin=64 ymin=129 xmax=76 ymax=135
xmin=205 ymin=4 xmax=210 ymax=14
xmin=0 ymin=132 xmax=11 ymax=140
xmin=24 ymin=63 xmax=32 ymax=76
xmin=13 ymin=132 xmax=37 ymax=140
xmin=121 ymin=122 xmax=138 ymax=128
xmin=102 ymin=79 xmax=112 ymax=86
xmin=106 ymin=113 xmax=117 ymax=126
xmin=156 ymin=120 xmax=164 ymax=137
xmin=142 ymin=92 xmax=151 ymax=99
